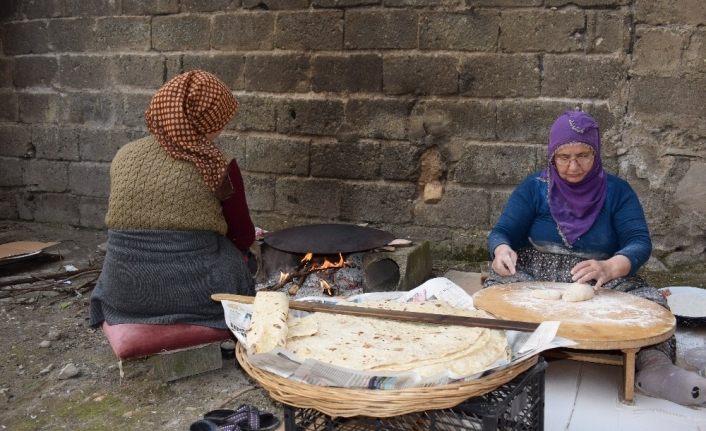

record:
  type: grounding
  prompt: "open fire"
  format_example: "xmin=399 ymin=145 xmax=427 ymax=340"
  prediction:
xmin=268 ymin=252 xmax=352 ymax=296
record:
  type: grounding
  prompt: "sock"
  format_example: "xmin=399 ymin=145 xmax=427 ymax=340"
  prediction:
xmin=635 ymin=349 xmax=706 ymax=406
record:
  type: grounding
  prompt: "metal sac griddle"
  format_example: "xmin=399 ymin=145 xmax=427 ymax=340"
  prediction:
xmin=263 ymin=224 xmax=395 ymax=255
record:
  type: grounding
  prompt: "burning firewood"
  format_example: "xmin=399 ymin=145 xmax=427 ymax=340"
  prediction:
xmin=265 ymin=252 xmax=348 ymax=293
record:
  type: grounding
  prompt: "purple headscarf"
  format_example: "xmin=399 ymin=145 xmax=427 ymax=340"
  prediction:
xmin=542 ymin=111 xmax=607 ymax=246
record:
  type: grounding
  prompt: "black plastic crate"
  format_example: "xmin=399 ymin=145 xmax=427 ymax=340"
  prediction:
xmin=283 ymin=358 xmax=547 ymax=431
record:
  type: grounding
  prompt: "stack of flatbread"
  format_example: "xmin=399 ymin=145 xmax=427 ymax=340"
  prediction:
xmin=247 ymin=293 xmax=509 ymax=379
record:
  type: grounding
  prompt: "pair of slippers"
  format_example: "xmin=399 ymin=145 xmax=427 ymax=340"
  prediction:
xmin=190 ymin=404 xmax=280 ymax=431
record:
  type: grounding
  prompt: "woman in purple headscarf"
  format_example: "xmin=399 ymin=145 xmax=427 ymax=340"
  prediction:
xmin=486 ymin=110 xmax=706 ymax=406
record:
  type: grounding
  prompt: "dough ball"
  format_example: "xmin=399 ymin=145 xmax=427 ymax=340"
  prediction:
xmin=562 ymin=283 xmax=595 ymax=302
xmin=531 ymin=289 xmax=562 ymax=300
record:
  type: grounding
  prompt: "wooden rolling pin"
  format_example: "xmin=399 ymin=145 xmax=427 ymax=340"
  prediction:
xmin=212 ymin=293 xmax=540 ymax=332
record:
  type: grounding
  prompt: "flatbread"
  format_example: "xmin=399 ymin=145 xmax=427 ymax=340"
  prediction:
xmin=247 ymin=291 xmax=289 ymax=354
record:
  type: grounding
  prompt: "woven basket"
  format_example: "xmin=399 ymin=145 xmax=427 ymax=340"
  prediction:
xmin=236 ymin=344 xmax=538 ymax=418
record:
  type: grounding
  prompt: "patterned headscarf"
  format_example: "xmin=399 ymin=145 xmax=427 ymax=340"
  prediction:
xmin=541 ymin=111 xmax=607 ymax=247
xmin=145 ymin=70 xmax=238 ymax=193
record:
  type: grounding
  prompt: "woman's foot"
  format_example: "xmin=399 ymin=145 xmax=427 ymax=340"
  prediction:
xmin=636 ymin=349 xmax=706 ymax=406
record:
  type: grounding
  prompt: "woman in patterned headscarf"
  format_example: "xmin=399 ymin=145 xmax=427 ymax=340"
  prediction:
xmin=484 ymin=110 xmax=705 ymax=406
xmin=90 ymin=70 xmax=255 ymax=330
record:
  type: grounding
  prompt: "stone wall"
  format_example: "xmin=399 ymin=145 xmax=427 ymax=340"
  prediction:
xmin=0 ymin=0 xmax=703 ymax=267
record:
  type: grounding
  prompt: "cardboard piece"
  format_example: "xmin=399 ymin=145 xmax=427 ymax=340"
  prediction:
xmin=0 ymin=241 xmax=61 ymax=261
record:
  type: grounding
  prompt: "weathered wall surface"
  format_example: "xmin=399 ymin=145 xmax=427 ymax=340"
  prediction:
xmin=0 ymin=0 xmax=703 ymax=267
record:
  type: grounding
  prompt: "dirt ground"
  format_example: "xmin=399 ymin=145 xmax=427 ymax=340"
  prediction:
xmin=0 ymin=220 xmax=704 ymax=430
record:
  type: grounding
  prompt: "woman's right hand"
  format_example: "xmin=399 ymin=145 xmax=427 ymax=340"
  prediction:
xmin=492 ymin=244 xmax=517 ymax=276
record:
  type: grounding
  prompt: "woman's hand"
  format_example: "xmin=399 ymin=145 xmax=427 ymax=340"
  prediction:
xmin=571 ymin=255 xmax=631 ymax=288
xmin=492 ymin=244 xmax=517 ymax=276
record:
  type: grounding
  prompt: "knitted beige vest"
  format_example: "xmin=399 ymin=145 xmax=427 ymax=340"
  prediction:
xmin=105 ymin=136 xmax=227 ymax=234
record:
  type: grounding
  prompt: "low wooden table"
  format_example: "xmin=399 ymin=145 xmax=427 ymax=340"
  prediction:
xmin=473 ymin=282 xmax=676 ymax=403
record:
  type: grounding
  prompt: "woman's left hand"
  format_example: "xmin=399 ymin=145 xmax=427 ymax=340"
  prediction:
xmin=570 ymin=255 xmax=631 ymax=288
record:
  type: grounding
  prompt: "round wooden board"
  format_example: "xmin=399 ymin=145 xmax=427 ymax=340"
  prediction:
xmin=473 ymin=282 xmax=676 ymax=350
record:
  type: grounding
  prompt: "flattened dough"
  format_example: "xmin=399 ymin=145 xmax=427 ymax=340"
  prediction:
xmin=562 ymin=283 xmax=595 ymax=302
xmin=531 ymin=289 xmax=562 ymax=300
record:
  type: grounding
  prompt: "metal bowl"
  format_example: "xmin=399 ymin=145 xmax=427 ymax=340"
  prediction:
xmin=658 ymin=286 xmax=706 ymax=327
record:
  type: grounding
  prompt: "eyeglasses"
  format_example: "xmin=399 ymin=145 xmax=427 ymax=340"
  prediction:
xmin=554 ymin=152 xmax=594 ymax=167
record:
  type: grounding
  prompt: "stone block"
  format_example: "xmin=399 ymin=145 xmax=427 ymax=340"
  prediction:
xmin=18 ymin=92 xmax=60 ymax=124
xmin=243 ymin=54 xmax=309 ymax=92
xmin=122 ymin=0 xmax=180 ymax=15
xmin=150 ymin=342 xmax=223 ymax=382
xmin=311 ymin=140 xmax=380 ymax=179
xmin=212 ymin=13 xmax=275 ymax=51
xmin=339 ymin=182 xmax=416 ymax=223
xmin=242 ymin=0 xmax=309 ymax=9
xmin=32 ymin=126 xmax=80 ymax=161
xmin=21 ymin=192 xmax=80 ymax=224
xmin=454 ymin=142 xmax=539 ymax=185
xmin=181 ymin=53 xmax=246 ymax=89
xmin=546 ymin=0 xmax=629 ymax=5
xmin=363 ymin=241 xmax=432 ymax=292
xmin=112 ymin=55 xmax=165 ymax=89
xmin=0 ymin=158 xmax=24 ymax=186
xmin=275 ymin=177 xmax=341 ymax=218
xmin=120 ymin=92 xmax=152 ymax=128
xmin=312 ymin=54 xmax=382 ymax=93
xmin=24 ymin=160 xmax=69 ymax=192
xmin=275 ymin=11 xmax=343 ymax=51
xmin=685 ymin=29 xmax=706 ymax=74
xmin=635 ymin=0 xmax=706 ymax=26
xmin=543 ymin=55 xmax=626 ymax=98
xmin=0 ymin=124 xmax=32 ymax=158
xmin=419 ymin=10 xmax=499 ymax=51
xmin=632 ymin=28 xmax=685 ymax=77
xmin=79 ymin=196 xmax=108 ymax=229
xmin=215 ymin=133 xmax=246 ymax=165
xmin=152 ymin=15 xmax=211 ymax=51
xmin=78 ymin=128 xmax=142 ymax=162
xmin=0 ymin=58 xmax=12 ymax=87
xmin=343 ymin=98 xmax=413 ymax=140
xmin=1 ymin=21 xmax=48 ymax=55
xmin=500 ymin=9 xmax=584 ymax=53
xmin=243 ymin=173 xmax=276 ymax=211
xmin=19 ymin=0 xmax=64 ymax=19
xmin=63 ymin=92 xmax=119 ymax=127
xmin=630 ymin=76 xmax=706 ymax=119
xmin=94 ymin=17 xmax=151 ymax=51
xmin=276 ymin=98 xmax=344 ymax=136
xmin=459 ymin=54 xmax=540 ymax=98
xmin=496 ymin=100 xmax=577 ymax=143
xmin=229 ymin=94 xmax=277 ymax=132
xmin=13 ymin=56 xmax=57 ymax=88
xmin=58 ymin=55 xmax=112 ymax=89
xmin=379 ymin=140 xmax=423 ymax=181
xmin=313 ymin=0 xmax=379 ymax=6
xmin=345 ymin=10 xmax=417 ymax=49
xmin=383 ymin=54 xmax=458 ymax=95
xmin=470 ymin=0 xmax=541 ymax=5
xmin=385 ymin=0 xmax=462 ymax=5
xmin=181 ymin=0 xmax=240 ymax=12
xmin=410 ymin=99 xmax=495 ymax=140
xmin=587 ymin=10 xmax=630 ymax=54
xmin=245 ymin=135 xmax=310 ymax=175
xmin=165 ymin=54 xmax=182 ymax=80
xmin=47 ymin=18 xmax=94 ymax=52
xmin=69 ymin=162 xmax=110 ymax=198
xmin=0 ymin=90 xmax=18 ymax=122
xmin=414 ymin=185 xmax=490 ymax=229
xmin=64 ymin=0 xmax=120 ymax=16
xmin=489 ymin=189 xmax=512 ymax=230
xmin=0 ymin=191 xmax=18 ymax=219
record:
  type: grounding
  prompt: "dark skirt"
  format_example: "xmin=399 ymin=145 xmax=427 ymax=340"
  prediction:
xmin=90 ymin=229 xmax=255 ymax=329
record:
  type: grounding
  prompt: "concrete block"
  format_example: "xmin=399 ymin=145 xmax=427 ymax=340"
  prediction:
xmin=344 ymin=10 xmax=417 ymax=49
xmin=242 ymin=0 xmax=309 ymax=9
xmin=24 ymin=160 xmax=69 ymax=192
xmin=454 ymin=143 xmax=538 ymax=185
xmin=635 ymin=0 xmax=706 ymax=26
xmin=343 ymin=98 xmax=414 ymax=140
xmin=383 ymin=54 xmax=458 ymax=95
xmin=122 ymin=0 xmax=180 ymax=15
xmin=0 ymin=158 xmax=25 ymax=187
xmin=459 ymin=54 xmax=540 ymax=98
xmin=632 ymin=28 xmax=685 ymax=76
xmin=385 ymin=0 xmax=462 ymax=5
xmin=228 ymin=94 xmax=277 ymax=132
xmin=630 ymin=76 xmax=706 ymax=119
xmin=182 ymin=53 xmax=245 ymax=89
xmin=339 ymin=182 xmax=416 ymax=224
xmin=18 ymin=92 xmax=60 ymax=124
xmin=243 ymin=54 xmax=310 ymax=93
xmin=22 ymin=192 xmax=81 ymax=224
xmin=120 ymin=92 xmax=152 ymax=128
xmin=181 ymin=0 xmax=240 ymax=12
xmin=543 ymin=55 xmax=626 ymax=98
xmin=363 ymin=240 xmax=432 ymax=292
xmin=496 ymin=100 xmax=576 ymax=143
xmin=379 ymin=140 xmax=423 ymax=181
xmin=312 ymin=54 xmax=382 ymax=93
xmin=212 ymin=13 xmax=275 ymax=51
xmin=1 ymin=21 xmax=48 ymax=55
xmin=0 ymin=191 xmax=18 ymax=219
xmin=215 ymin=133 xmax=246 ymax=165
xmin=0 ymin=90 xmax=18 ymax=122
xmin=275 ymin=177 xmax=341 ymax=218
xmin=19 ymin=0 xmax=64 ymax=19
xmin=546 ymin=0 xmax=629 ymax=5
xmin=47 ymin=18 xmax=94 ymax=52
xmin=79 ymin=196 xmax=108 ymax=229
xmin=245 ymin=135 xmax=310 ymax=175
xmin=64 ymin=0 xmax=120 ymax=16
xmin=13 ymin=56 xmax=57 ymax=88
xmin=243 ymin=173 xmax=276 ymax=212
xmin=69 ymin=162 xmax=110 ymax=198
xmin=76 ymin=128 xmax=142 ymax=162
xmin=94 ymin=17 xmax=151 ymax=51
xmin=63 ymin=92 xmax=119 ymax=127
xmin=489 ymin=189 xmax=513 ymax=227
xmin=311 ymin=140 xmax=380 ymax=179
xmin=0 ymin=58 xmax=12 ymax=87
xmin=410 ymin=99 xmax=495 ymax=140
xmin=276 ymin=98 xmax=344 ymax=136
xmin=419 ymin=10 xmax=499 ymax=51
xmin=112 ymin=55 xmax=165 ymax=89
xmin=275 ymin=11 xmax=343 ymax=51
xmin=149 ymin=342 xmax=223 ymax=382
xmin=152 ymin=15 xmax=211 ymax=51
xmin=500 ymin=9 xmax=584 ymax=53
xmin=469 ymin=0 xmax=541 ymax=4
xmin=414 ymin=185 xmax=489 ymax=229
xmin=685 ymin=29 xmax=706 ymax=74
xmin=587 ymin=10 xmax=630 ymax=54
xmin=0 ymin=124 xmax=32 ymax=158
xmin=313 ymin=0 xmax=378 ymax=6
xmin=58 ymin=55 xmax=111 ymax=90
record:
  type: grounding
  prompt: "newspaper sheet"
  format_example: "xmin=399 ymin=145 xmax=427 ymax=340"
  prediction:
xmin=222 ymin=277 xmax=575 ymax=389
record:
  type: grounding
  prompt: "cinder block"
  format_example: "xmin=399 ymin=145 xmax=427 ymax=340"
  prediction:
xmin=65 ymin=0 xmax=121 ymax=16
xmin=18 ymin=92 xmax=60 ymax=124
xmin=58 ymin=55 xmax=111 ymax=89
xmin=215 ymin=133 xmax=246 ymax=165
xmin=24 ymin=160 xmax=69 ymax=192
xmin=379 ymin=140 xmax=423 ymax=181
xmin=94 ymin=17 xmax=151 ymax=51
xmin=343 ymin=98 xmax=414 ymax=140
xmin=630 ymin=76 xmax=706 ymax=119
xmin=112 ymin=55 xmax=165 ymax=89
xmin=489 ymin=189 xmax=513 ymax=227
xmin=0 ymin=90 xmax=18 ymax=122
xmin=212 ymin=13 xmax=274 ymax=51
xmin=496 ymin=100 xmax=575 ymax=143
xmin=120 ymin=92 xmax=152 ymax=128
xmin=383 ymin=54 xmax=458 ymax=96
xmin=632 ymin=28 xmax=685 ymax=76
xmin=500 ymin=9 xmax=584 ymax=53
xmin=69 ymin=162 xmax=110 ymax=198
xmin=459 ymin=54 xmax=540 ymax=98
xmin=182 ymin=53 xmax=245 ymax=89
xmin=76 ymin=127 xmax=142 ymax=162
xmin=454 ymin=142 xmax=538 ymax=185
xmin=312 ymin=0 xmax=378 ymax=6
xmin=312 ymin=54 xmax=382 ymax=93
xmin=47 ymin=18 xmax=94 ymax=52
xmin=62 ymin=93 xmax=119 ymax=127
xmin=344 ymin=10 xmax=417 ymax=49
xmin=543 ymin=55 xmax=626 ymax=98
xmin=243 ymin=173 xmax=276 ymax=212
xmin=227 ymin=94 xmax=277 ymax=132
xmin=275 ymin=177 xmax=341 ymax=218
xmin=410 ymin=99 xmax=495 ymax=140
xmin=242 ymin=0 xmax=309 ymax=10
xmin=0 ymin=58 xmax=12 ymax=87
xmin=181 ymin=0 xmax=239 ymax=12
xmin=0 ymin=124 xmax=32 ymax=158
xmin=13 ymin=56 xmax=57 ymax=88
xmin=245 ymin=135 xmax=310 ymax=175
xmin=635 ymin=0 xmax=706 ymax=26
xmin=150 ymin=342 xmax=223 ymax=382
xmin=311 ymin=140 xmax=380 ymax=179
xmin=20 ymin=0 xmax=64 ymax=19
xmin=587 ymin=10 xmax=630 ymax=54
xmin=413 ymin=185 xmax=489 ymax=229
xmin=152 ymin=15 xmax=210 ymax=51
xmin=0 ymin=158 xmax=25 ymax=187
xmin=276 ymin=98 xmax=344 ymax=136
xmin=419 ymin=11 xmax=499 ymax=52
xmin=243 ymin=54 xmax=310 ymax=93
xmin=339 ymin=182 xmax=416 ymax=224
xmin=363 ymin=241 xmax=432 ymax=292
xmin=685 ymin=29 xmax=706 ymax=74
xmin=21 ymin=192 xmax=80 ymax=224
xmin=1 ymin=21 xmax=48 ymax=55
xmin=122 ymin=0 xmax=180 ymax=15
xmin=275 ymin=11 xmax=343 ymax=51
xmin=0 ymin=191 xmax=18 ymax=219
xmin=546 ymin=0 xmax=629 ymax=5
xmin=79 ymin=196 xmax=108 ymax=229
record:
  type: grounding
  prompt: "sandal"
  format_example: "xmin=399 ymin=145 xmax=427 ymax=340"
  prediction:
xmin=204 ymin=404 xmax=280 ymax=431
xmin=189 ymin=419 xmax=222 ymax=431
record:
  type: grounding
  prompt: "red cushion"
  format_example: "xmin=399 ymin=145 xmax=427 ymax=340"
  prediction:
xmin=101 ymin=322 xmax=232 ymax=360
